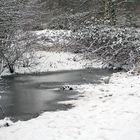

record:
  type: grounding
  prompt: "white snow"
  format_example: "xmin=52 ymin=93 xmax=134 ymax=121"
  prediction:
xmin=35 ymin=29 xmax=71 ymax=37
xmin=1 ymin=51 xmax=102 ymax=76
xmin=34 ymin=29 xmax=71 ymax=46
xmin=0 ymin=72 xmax=140 ymax=140
xmin=0 ymin=118 xmax=13 ymax=128
xmin=15 ymin=51 xmax=102 ymax=73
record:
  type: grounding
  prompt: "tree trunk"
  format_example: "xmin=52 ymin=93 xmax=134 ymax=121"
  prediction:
xmin=110 ymin=1 xmax=116 ymax=25
xmin=0 ymin=58 xmax=4 ymax=74
xmin=8 ymin=64 xmax=14 ymax=73
xmin=104 ymin=0 xmax=116 ymax=25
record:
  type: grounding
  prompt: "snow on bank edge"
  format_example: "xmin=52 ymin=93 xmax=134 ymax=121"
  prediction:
xmin=1 ymin=51 xmax=102 ymax=76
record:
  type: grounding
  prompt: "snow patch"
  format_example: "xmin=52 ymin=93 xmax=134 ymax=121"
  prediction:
xmin=0 ymin=118 xmax=13 ymax=128
xmin=34 ymin=29 xmax=71 ymax=46
xmin=1 ymin=51 xmax=102 ymax=76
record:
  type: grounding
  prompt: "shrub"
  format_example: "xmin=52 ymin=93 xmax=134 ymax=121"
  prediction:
xmin=73 ymin=25 xmax=140 ymax=71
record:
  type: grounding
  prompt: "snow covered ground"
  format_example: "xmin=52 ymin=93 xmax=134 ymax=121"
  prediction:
xmin=1 ymin=51 xmax=102 ymax=76
xmin=0 ymin=72 xmax=140 ymax=140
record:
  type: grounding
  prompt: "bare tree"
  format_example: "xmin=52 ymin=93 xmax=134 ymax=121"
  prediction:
xmin=0 ymin=0 xmax=41 ymax=74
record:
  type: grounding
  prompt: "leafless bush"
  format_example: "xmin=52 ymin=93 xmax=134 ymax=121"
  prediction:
xmin=0 ymin=0 xmax=42 ymax=74
xmin=0 ymin=31 xmax=38 ymax=74
xmin=73 ymin=25 xmax=140 ymax=71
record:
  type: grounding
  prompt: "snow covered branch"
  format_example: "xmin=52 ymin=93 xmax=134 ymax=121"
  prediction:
xmin=73 ymin=25 xmax=140 ymax=70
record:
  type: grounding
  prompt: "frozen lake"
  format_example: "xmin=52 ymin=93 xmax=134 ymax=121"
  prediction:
xmin=0 ymin=68 xmax=112 ymax=121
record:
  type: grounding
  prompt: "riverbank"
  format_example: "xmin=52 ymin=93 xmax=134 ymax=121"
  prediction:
xmin=0 ymin=71 xmax=140 ymax=140
xmin=1 ymin=51 xmax=102 ymax=76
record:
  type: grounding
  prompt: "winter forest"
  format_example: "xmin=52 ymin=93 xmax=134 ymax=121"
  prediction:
xmin=0 ymin=0 xmax=140 ymax=140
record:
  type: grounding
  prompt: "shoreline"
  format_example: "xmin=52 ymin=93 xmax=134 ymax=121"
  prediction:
xmin=0 ymin=51 xmax=102 ymax=77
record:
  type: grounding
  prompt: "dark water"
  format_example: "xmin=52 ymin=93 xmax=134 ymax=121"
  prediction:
xmin=0 ymin=68 xmax=112 ymax=121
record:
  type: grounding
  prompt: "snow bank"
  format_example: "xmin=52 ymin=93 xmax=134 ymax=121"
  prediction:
xmin=1 ymin=51 xmax=102 ymax=76
xmin=0 ymin=72 xmax=140 ymax=140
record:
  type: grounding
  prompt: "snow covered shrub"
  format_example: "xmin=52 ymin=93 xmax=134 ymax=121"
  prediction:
xmin=46 ymin=14 xmax=70 ymax=30
xmin=0 ymin=30 xmax=38 ymax=74
xmin=0 ymin=118 xmax=13 ymax=128
xmin=46 ymin=12 xmax=103 ymax=30
xmin=73 ymin=25 xmax=140 ymax=71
